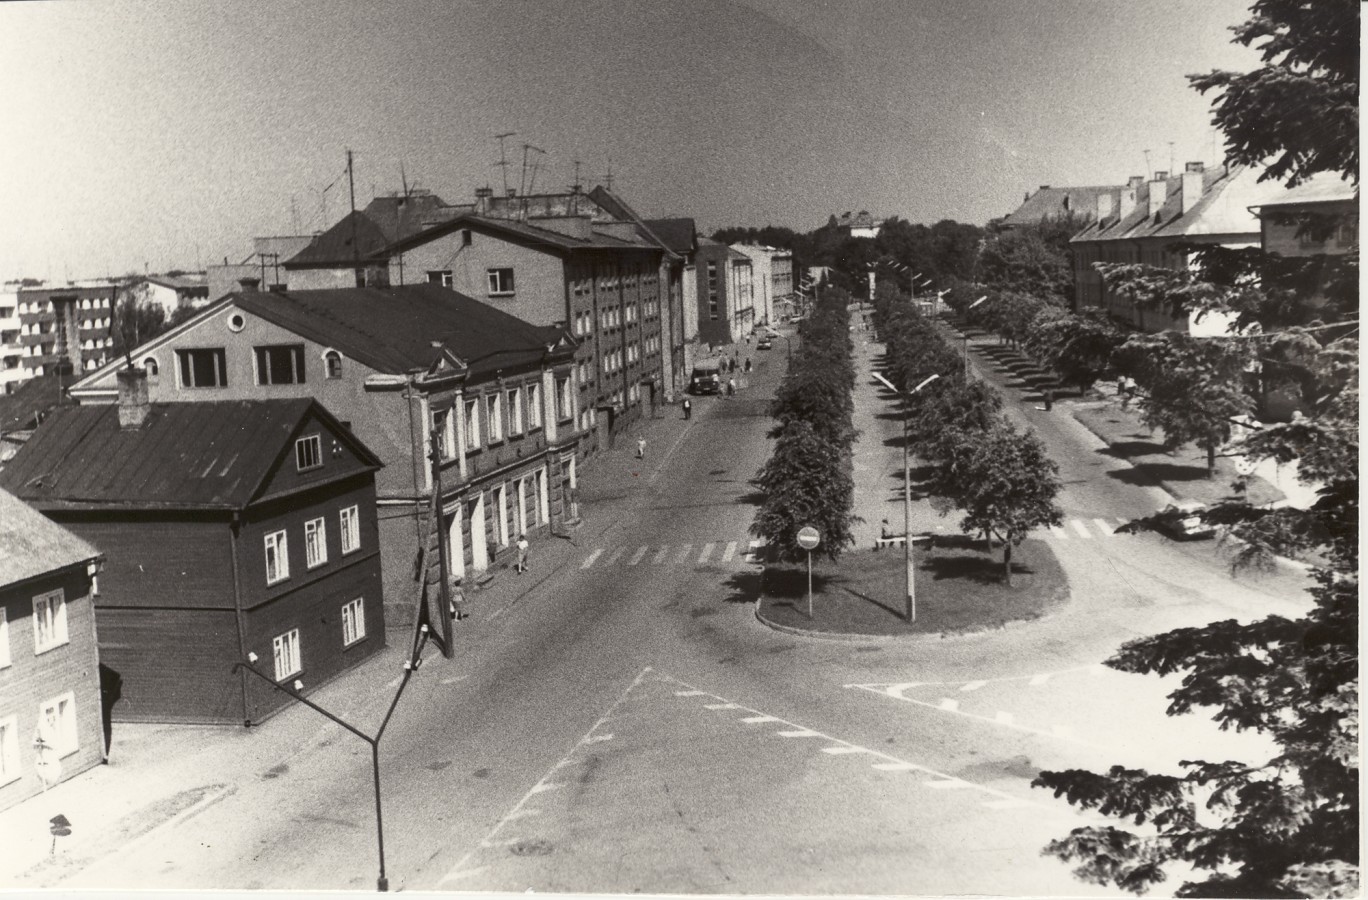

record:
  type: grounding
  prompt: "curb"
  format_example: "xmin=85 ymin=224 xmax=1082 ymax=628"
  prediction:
xmin=752 ymin=599 xmax=933 ymax=643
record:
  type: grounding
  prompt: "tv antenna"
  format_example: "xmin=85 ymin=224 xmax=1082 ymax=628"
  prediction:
xmin=520 ymin=143 xmax=545 ymax=197
xmin=604 ymin=156 xmax=614 ymax=192
xmin=1142 ymin=148 xmax=1152 ymax=178
xmin=1167 ymin=141 xmax=1175 ymax=174
xmin=494 ymin=132 xmax=516 ymax=194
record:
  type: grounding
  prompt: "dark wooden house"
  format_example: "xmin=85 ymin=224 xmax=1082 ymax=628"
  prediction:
xmin=0 ymin=369 xmax=385 ymax=725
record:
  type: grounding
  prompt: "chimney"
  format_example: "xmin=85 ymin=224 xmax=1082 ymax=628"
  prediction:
xmin=1097 ymin=191 xmax=1114 ymax=223
xmin=116 ymin=365 xmax=150 ymax=430
xmin=1118 ymin=186 xmax=1137 ymax=220
xmin=1128 ymin=175 xmax=1145 ymax=189
xmin=237 ymin=276 xmax=260 ymax=292
xmin=506 ymin=188 xmax=517 ymax=198
xmin=1147 ymin=174 xmax=1169 ymax=218
xmin=1181 ymin=161 xmax=1205 ymax=214
xmin=474 ymin=186 xmax=492 ymax=215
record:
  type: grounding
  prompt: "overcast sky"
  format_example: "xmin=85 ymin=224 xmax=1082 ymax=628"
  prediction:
xmin=0 ymin=0 xmax=1258 ymax=282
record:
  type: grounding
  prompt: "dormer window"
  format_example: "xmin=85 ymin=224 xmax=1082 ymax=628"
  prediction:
xmin=295 ymin=434 xmax=322 ymax=471
xmin=323 ymin=350 xmax=343 ymax=379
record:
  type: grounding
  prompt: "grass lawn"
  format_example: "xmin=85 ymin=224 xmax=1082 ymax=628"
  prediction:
xmin=756 ymin=535 xmax=1069 ymax=637
xmin=1071 ymin=401 xmax=1284 ymax=508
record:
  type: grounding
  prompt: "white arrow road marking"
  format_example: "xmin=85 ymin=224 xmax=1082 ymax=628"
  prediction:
xmin=529 ymin=782 xmax=564 ymax=795
xmin=960 ymin=681 xmax=987 ymax=692
xmin=704 ymin=702 xmax=741 ymax=710
xmin=580 ymin=549 xmax=604 ymax=569
xmin=674 ymin=690 xmax=707 ymax=697
xmin=872 ymin=762 xmax=919 ymax=772
xmin=777 ymin=729 xmax=822 ymax=737
xmin=740 ymin=715 xmax=782 ymax=723
xmin=821 ymin=746 xmax=871 ymax=755
xmin=938 ymin=698 xmax=959 ymax=711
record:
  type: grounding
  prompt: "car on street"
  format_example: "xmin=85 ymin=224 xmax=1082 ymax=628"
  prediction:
xmin=1155 ymin=500 xmax=1216 ymax=540
xmin=756 ymin=336 xmax=773 ymax=350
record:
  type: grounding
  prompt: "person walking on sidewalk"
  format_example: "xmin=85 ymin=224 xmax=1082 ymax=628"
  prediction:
xmin=515 ymin=534 xmax=529 ymax=573
xmin=726 ymin=377 xmax=736 ymax=397
xmin=636 ymin=437 xmax=647 ymax=459
xmin=450 ymin=578 xmax=468 ymax=620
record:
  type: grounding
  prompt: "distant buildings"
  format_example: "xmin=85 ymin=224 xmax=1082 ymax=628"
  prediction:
xmin=207 ymin=236 xmax=317 ymax=301
xmin=0 ymin=488 xmax=105 ymax=810
xmin=835 ymin=211 xmax=881 ymax=239
xmin=693 ymin=238 xmax=754 ymax=346
xmin=729 ymin=244 xmax=793 ymax=326
xmin=0 ymin=283 xmax=115 ymax=394
xmin=999 ymin=184 xmax=1125 ymax=230
xmin=127 ymin=274 xmax=210 ymax=317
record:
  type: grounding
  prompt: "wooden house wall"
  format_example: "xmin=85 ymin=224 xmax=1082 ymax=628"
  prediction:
xmin=55 ymin=514 xmax=233 ymax=610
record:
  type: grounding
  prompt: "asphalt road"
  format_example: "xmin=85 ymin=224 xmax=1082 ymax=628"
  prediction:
xmin=57 ymin=323 xmax=1310 ymax=895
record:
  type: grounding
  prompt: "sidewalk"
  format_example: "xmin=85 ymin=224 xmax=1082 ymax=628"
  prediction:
xmin=0 ymin=360 xmax=741 ymax=888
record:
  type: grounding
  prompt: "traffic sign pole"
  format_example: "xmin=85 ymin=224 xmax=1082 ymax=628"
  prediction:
xmin=796 ymin=526 xmax=820 ymax=619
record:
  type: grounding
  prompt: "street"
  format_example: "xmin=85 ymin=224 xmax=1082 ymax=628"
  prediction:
xmin=42 ymin=326 xmax=1307 ymax=894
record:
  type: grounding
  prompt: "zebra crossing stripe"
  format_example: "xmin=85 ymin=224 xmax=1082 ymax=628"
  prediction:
xmin=581 ymin=549 xmax=604 ymax=569
xmin=628 ymin=545 xmax=648 ymax=566
xmin=1048 ymin=524 xmax=1068 ymax=539
xmin=721 ymin=541 xmax=737 ymax=562
xmin=652 ymin=546 xmax=670 ymax=564
xmin=1093 ymin=518 xmax=1116 ymax=535
xmin=960 ymin=681 xmax=987 ymax=692
xmin=673 ymin=544 xmax=693 ymax=564
xmin=698 ymin=542 xmax=716 ymax=564
xmin=1070 ymin=520 xmax=1093 ymax=538
xmin=606 ymin=547 xmax=628 ymax=565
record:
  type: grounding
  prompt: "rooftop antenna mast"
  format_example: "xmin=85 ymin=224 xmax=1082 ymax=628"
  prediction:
xmin=495 ymin=132 xmax=516 ymax=195
xmin=400 ymin=160 xmax=410 ymax=198
xmin=572 ymin=159 xmax=583 ymax=190
xmin=1142 ymin=148 xmax=1152 ymax=178
xmin=1167 ymin=141 xmax=1175 ymax=174
xmin=525 ymin=144 xmax=546 ymax=195
xmin=604 ymin=156 xmax=614 ymax=192
xmin=347 ymin=149 xmax=358 ymax=268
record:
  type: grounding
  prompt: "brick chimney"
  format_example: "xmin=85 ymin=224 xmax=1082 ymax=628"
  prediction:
xmin=1128 ymin=175 xmax=1145 ymax=189
xmin=1181 ymin=161 xmax=1205 ymax=214
xmin=1118 ymin=185 xmax=1137 ymax=220
xmin=1147 ymin=174 xmax=1169 ymax=218
xmin=474 ymin=186 xmax=493 ymax=215
xmin=116 ymin=365 xmax=150 ymax=430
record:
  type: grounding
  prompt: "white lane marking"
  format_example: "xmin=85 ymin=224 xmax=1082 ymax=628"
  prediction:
xmin=530 ymin=782 xmax=564 ymax=795
xmin=776 ymin=729 xmax=821 ymax=737
xmin=740 ymin=715 xmax=782 ymax=723
xmin=673 ymin=544 xmax=693 ymax=565
xmin=925 ymin=779 xmax=974 ymax=790
xmin=960 ymin=681 xmax=987 ymax=692
xmin=440 ymin=667 xmax=655 ymax=885
xmin=606 ymin=547 xmax=628 ymax=565
xmin=674 ymin=690 xmax=707 ymax=696
xmin=1094 ymin=518 xmax=1116 ymax=536
xmin=704 ymin=703 xmax=741 ymax=710
xmin=584 ymin=733 xmax=615 ymax=743
xmin=1029 ymin=674 xmax=1049 ymax=686
xmin=1070 ymin=519 xmax=1093 ymax=538
xmin=938 ymin=698 xmax=959 ymax=711
xmin=1048 ymin=524 xmax=1068 ymax=539
xmin=628 ymin=546 xmax=648 ymax=566
xmin=872 ymin=762 xmax=919 ymax=772
xmin=698 ymin=542 xmax=716 ymax=564
xmin=581 ymin=549 xmax=604 ymax=569
xmin=821 ymin=746 xmax=871 ymax=755
xmin=721 ymin=541 xmax=737 ymax=562
xmin=652 ymin=546 xmax=670 ymax=564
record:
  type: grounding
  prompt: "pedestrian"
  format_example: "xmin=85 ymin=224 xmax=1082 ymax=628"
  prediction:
xmin=726 ymin=377 xmax=736 ymax=397
xmin=636 ymin=437 xmax=646 ymax=459
xmin=515 ymin=534 xmax=529 ymax=573
xmin=449 ymin=578 xmax=468 ymax=620
xmin=744 ymin=358 xmax=751 ymax=373
xmin=682 ymin=398 xmax=692 ymax=420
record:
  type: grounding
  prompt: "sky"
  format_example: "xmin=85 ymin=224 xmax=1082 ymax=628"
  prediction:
xmin=0 ymin=0 xmax=1260 ymax=283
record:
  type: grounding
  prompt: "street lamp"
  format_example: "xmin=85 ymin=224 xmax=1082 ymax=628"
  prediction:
xmin=233 ymin=625 xmax=434 ymax=891
xmin=871 ymin=371 xmax=940 ymax=622
xmin=964 ymin=296 xmax=987 ymax=377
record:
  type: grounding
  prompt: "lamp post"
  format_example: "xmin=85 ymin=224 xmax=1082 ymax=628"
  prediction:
xmin=872 ymin=371 xmax=940 ymax=621
xmin=965 ymin=295 xmax=988 ymax=377
xmin=233 ymin=625 xmax=433 ymax=892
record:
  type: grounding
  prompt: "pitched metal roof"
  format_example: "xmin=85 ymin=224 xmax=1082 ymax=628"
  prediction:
xmin=386 ymin=210 xmax=659 ymax=257
xmin=1001 ymin=185 xmax=1124 ymax=227
xmin=0 ymin=399 xmax=379 ymax=511
xmin=1071 ymin=165 xmax=1263 ymax=244
xmin=361 ymin=192 xmax=454 ymax=243
xmin=642 ymin=218 xmax=698 ymax=255
xmin=0 ymin=487 xmax=101 ymax=588
xmin=232 ymin=284 xmax=569 ymax=378
xmin=585 ymin=187 xmax=684 ymax=262
xmin=285 ymin=211 xmax=391 ymax=267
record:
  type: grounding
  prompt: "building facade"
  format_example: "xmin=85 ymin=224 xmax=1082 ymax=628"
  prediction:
xmin=0 ymin=283 xmax=115 ymax=394
xmin=0 ymin=489 xmax=105 ymax=810
xmin=0 ymin=389 xmax=385 ymax=726
xmin=693 ymin=239 xmax=755 ymax=347
xmin=729 ymin=244 xmax=793 ymax=326
xmin=68 ymin=285 xmax=583 ymax=623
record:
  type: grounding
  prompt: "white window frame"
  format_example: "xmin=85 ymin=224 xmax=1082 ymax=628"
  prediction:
xmin=342 ymin=597 xmax=366 ymax=647
xmin=32 ymin=590 xmax=68 ymax=654
xmin=340 ymin=505 xmax=361 ymax=554
xmin=272 ymin=629 xmax=302 ymax=679
xmin=37 ymin=692 xmax=77 ymax=758
xmin=304 ymin=517 xmax=328 ymax=569
xmin=295 ymin=434 xmax=322 ymax=471
xmin=463 ymin=398 xmax=481 ymax=450
xmin=0 ymin=607 xmax=9 ymax=669
xmin=265 ymin=530 xmax=290 ymax=584
xmin=527 ymin=382 xmax=543 ymax=429
xmin=0 ymin=715 xmax=18 ymax=785
xmin=487 ymin=393 xmax=504 ymax=443
xmin=507 ymin=387 xmax=523 ymax=435
xmin=487 ymin=268 xmax=515 ymax=296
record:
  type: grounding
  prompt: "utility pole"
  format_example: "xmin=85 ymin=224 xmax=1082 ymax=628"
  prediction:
xmin=347 ymin=150 xmax=359 ymax=280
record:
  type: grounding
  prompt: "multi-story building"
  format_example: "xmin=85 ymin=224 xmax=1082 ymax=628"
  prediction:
xmin=1000 ymin=183 xmax=1126 ymax=230
xmin=693 ymin=239 xmax=754 ymax=346
xmin=729 ymin=244 xmax=793 ymax=326
xmin=0 ymin=381 xmax=387 ymax=726
xmin=1250 ymin=172 xmax=1358 ymax=261
xmin=643 ymin=218 xmax=698 ymax=384
xmin=0 ymin=488 xmax=105 ymax=810
xmin=126 ymin=274 xmax=210 ymax=318
xmin=207 ymin=235 xmax=318 ymax=301
xmin=0 ymin=283 xmax=115 ymax=392
xmin=68 ymin=284 xmax=583 ymax=620
xmin=835 ymin=211 xmax=882 ymax=239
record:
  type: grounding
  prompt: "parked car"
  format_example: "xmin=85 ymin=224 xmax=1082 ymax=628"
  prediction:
xmin=756 ymin=336 xmax=773 ymax=350
xmin=689 ymin=359 xmax=722 ymax=395
xmin=1156 ymin=500 xmax=1216 ymax=540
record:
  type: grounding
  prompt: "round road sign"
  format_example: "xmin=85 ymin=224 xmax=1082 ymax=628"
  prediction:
xmin=796 ymin=526 xmax=820 ymax=550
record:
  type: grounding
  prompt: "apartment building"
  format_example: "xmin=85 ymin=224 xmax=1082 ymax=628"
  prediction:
xmin=0 ymin=283 xmax=115 ymax=393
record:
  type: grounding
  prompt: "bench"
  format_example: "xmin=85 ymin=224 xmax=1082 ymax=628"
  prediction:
xmin=874 ymin=534 xmax=907 ymax=550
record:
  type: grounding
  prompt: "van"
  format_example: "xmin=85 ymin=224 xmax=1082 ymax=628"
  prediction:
xmin=689 ymin=359 xmax=722 ymax=395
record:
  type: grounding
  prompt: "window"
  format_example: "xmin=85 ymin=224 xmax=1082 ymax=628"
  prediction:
xmin=463 ymin=398 xmax=481 ymax=450
xmin=342 ymin=597 xmax=366 ymax=646
xmin=142 ymin=357 xmax=159 ymax=378
xmin=177 ymin=348 xmax=227 ymax=387
xmin=432 ymin=408 xmax=454 ymax=460
xmin=272 ymin=629 xmax=302 ymax=679
xmin=507 ymin=388 xmax=523 ymax=434
xmin=487 ymin=268 xmax=515 ymax=295
xmin=296 ymin=435 xmax=322 ymax=471
xmin=340 ymin=505 xmax=361 ymax=554
xmin=324 ymin=350 xmax=343 ymax=379
xmin=487 ymin=393 xmax=503 ymax=442
xmin=0 ymin=716 xmax=18 ymax=786
xmin=37 ymin=693 xmax=77 ymax=757
xmin=265 ymin=530 xmax=289 ymax=584
xmin=305 ymin=517 xmax=327 ymax=568
xmin=255 ymin=344 xmax=306 ymax=385
xmin=556 ymin=376 xmax=573 ymax=421
xmin=427 ymin=270 xmax=454 ymax=288
xmin=527 ymin=382 xmax=543 ymax=428
xmin=0 ymin=608 xmax=8 ymax=668
xmin=32 ymin=591 xmax=67 ymax=654
xmin=461 ymin=229 xmax=472 ymax=247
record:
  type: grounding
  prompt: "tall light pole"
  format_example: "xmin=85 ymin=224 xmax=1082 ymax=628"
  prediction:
xmin=965 ymin=296 xmax=987 ymax=378
xmin=872 ymin=371 xmax=940 ymax=621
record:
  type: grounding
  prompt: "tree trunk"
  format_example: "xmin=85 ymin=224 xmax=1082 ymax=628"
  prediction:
xmin=1003 ymin=541 xmax=1013 ymax=586
xmin=1207 ymin=444 xmax=1216 ymax=479
xmin=983 ymin=529 xmax=993 ymax=552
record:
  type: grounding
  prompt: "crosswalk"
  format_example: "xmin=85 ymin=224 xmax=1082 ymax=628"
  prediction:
xmin=580 ymin=538 xmax=765 ymax=570
xmin=1043 ymin=516 xmax=1130 ymax=541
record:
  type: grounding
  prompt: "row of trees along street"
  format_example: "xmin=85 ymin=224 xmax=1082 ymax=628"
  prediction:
xmin=750 ymin=290 xmax=857 ymax=563
xmin=870 ymin=288 xmax=1062 ymax=586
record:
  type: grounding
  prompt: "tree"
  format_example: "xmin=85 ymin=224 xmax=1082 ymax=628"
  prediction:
xmin=1027 ymin=308 xmax=1126 ymax=395
xmin=926 ymin=419 xmax=1063 ymax=585
xmin=1112 ymin=333 xmax=1256 ymax=477
xmin=1189 ymin=0 xmax=1359 ymax=188
xmin=109 ymin=282 xmax=168 ymax=362
xmin=977 ymin=228 xmax=1073 ymax=302
xmin=751 ymin=418 xmax=857 ymax=563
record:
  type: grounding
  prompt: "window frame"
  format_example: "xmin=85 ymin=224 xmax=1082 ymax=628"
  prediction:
xmin=0 ymin=715 xmax=18 ymax=786
xmin=506 ymin=387 xmax=523 ymax=435
xmin=254 ymin=344 xmax=307 ymax=386
xmin=304 ymin=517 xmax=328 ymax=569
xmin=295 ymin=434 xmax=323 ymax=472
xmin=463 ymin=398 xmax=481 ymax=450
xmin=272 ymin=629 xmax=302 ymax=680
xmin=32 ymin=590 xmax=68 ymax=655
xmin=486 ymin=392 xmax=504 ymax=443
xmin=37 ymin=692 xmax=78 ymax=758
xmin=486 ymin=268 xmax=515 ymax=296
xmin=342 ymin=597 xmax=366 ymax=647
xmin=264 ymin=530 xmax=290 ymax=584
xmin=176 ymin=347 xmax=228 ymax=388
xmin=340 ymin=505 xmax=361 ymax=554
xmin=527 ymin=382 xmax=543 ymax=429
xmin=323 ymin=349 xmax=343 ymax=379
